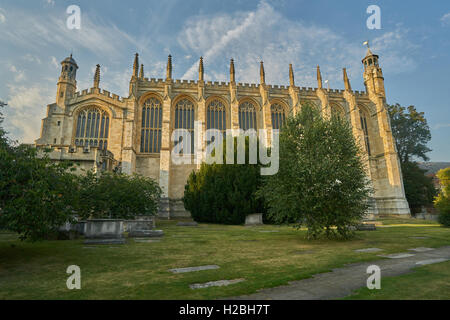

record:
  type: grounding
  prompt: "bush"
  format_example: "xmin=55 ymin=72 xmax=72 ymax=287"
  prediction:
xmin=258 ymin=103 xmax=372 ymax=239
xmin=183 ymin=136 xmax=266 ymax=224
xmin=76 ymin=171 xmax=162 ymax=220
xmin=438 ymin=211 xmax=450 ymax=227
xmin=435 ymin=167 xmax=450 ymax=227
xmin=0 ymin=145 xmax=79 ymax=241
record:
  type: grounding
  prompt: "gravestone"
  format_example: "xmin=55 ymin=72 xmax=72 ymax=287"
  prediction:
xmin=129 ymin=229 xmax=164 ymax=238
xmin=84 ymin=219 xmax=124 ymax=239
xmin=379 ymin=253 xmax=415 ymax=259
xmin=176 ymin=221 xmax=198 ymax=227
xmin=245 ymin=213 xmax=263 ymax=226
xmin=356 ymin=224 xmax=376 ymax=231
xmin=355 ymin=248 xmax=383 ymax=253
xmin=416 ymin=258 xmax=448 ymax=266
xmin=190 ymin=279 xmax=245 ymax=289
xmin=169 ymin=265 xmax=220 ymax=274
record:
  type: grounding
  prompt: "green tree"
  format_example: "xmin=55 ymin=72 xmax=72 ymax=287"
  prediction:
xmin=183 ymin=136 xmax=266 ymax=225
xmin=259 ymin=103 xmax=372 ymax=239
xmin=388 ymin=104 xmax=436 ymax=211
xmin=77 ymin=171 xmax=161 ymax=220
xmin=388 ymin=104 xmax=431 ymax=163
xmin=435 ymin=167 xmax=450 ymax=227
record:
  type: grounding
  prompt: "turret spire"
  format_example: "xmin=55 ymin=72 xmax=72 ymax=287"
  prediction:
xmin=139 ymin=64 xmax=144 ymax=79
xmin=317 ymin=65 xmax=322 ymax=89
xmin=289 ymin=64 xmax=295 ymax=87
xmin=198 ymin=57 xmax=204 ymax=81
xmin=93 ymin=64 xmax=100 ymax=88
xmin=260 ymin=61 xmax=265 ymax=84
xmin=343 ymin=68 xmax=352 ymax=92
xmin=230 ymin=58 xmax=235 ymax=83
xmin=133 ymin=53 xmax=139 ymax=78
xmin=166 ymin=55 xmax=172 ymax=80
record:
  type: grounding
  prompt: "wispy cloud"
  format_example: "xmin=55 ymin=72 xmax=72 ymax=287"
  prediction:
xmin=179 ymin=1 xmax=418 ymax=87
xmin=441 ymin=12 xmax=450 ymax=26
xmin=433 ymin=123 xmax=450 ymax=130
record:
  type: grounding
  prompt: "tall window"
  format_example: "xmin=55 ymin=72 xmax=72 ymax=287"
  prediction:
xmin=207 ymin=99 xmax=226 ymax=132
xmin=141 ymin=97 xmax=162 ymax=153
xmin=207 ymin=99 xmax=226 ymax=145
xmin=331 ymin=104 xmax=345 ymax=119
xmin=271 ymin=103 xmax=286 ymax=129
xmin=174 ymin=98 xmax=195 ymax=154
xmin=239 ymin=101 xmax=257 ymax=130
xmin=360 ymin=110 xmax=371 ymax=156
xmin=75 ymin=107 xmax=109 ymax=150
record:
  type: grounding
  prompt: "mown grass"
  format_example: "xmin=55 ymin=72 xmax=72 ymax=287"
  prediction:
xmin=0 ymin=218 xmax=449 ymax=300
xmin=344 ymin=260 xmax=450 ymax=299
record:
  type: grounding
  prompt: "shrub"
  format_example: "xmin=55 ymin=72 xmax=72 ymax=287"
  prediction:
xmin=183 ymin=136 xmax=266 ymax=224
xmin=77 ymin=171 xmax=162 ymax=220
xmin=435 ymin=167 xmax=450 ymax=227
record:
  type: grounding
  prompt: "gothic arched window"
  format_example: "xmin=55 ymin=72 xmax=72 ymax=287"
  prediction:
xmin=141 ymin=97 xmax=162 ymax=153
xmin=360 ymin=110 xmax=371 ymax=156
xmin=239 ymin=101 xmax=257 ymax=130
xmin=207 ymin=99 xmax=226 ymax=132
xmin=331 ymin=104 xmax=345 ymax=119
xmin=75 ymin=107 xmax=109 ymax=150
xmin=174 ymin=98 xmax=195 ymax=154
xmin=271 ymin=103 xmax=286 ymax=129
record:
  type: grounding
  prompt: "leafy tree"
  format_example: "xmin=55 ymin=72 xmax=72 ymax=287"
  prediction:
xmin=0 ymin=145 xmax=80 ymax=241
xmin=258 ymin=103 xmax=372 ymax=239
xmin=76 ymin=171 xmax=161 ymax=220
xmin=388 ymin=104 xmax=436 ymax=210
xmin=388 ymin=104 xmax=431 ymax=163
xmin=401 ymin=162 xmax=437 ymax=214
xmin=183 ymin=136 xmax=266 ymax=224
xmin=435 ymin=167 xmax=450 ymax=227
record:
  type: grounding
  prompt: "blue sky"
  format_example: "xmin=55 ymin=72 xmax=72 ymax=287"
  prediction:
xmin=0 ymin=0 xmax=449 ymax=161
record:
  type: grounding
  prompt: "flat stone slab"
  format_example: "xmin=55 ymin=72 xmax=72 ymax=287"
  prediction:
xmin=190 ymin=278 xmax=245 ymax=289
xmin=416 ymin=258 xmax=449 ymax=266
xmin=83 ymin=239 xmax=126 ymax=245
xmin=169 ymin=265 xmax=220 ymax=274
xmin=355 ymin=248 xmax=383 ymax=253
xmin=128 ymin=230 xmax=164 ymax=238
xmin=409 ymin=236 xmax=429 ymax=239
xmin=378 ymin=253 xmax=415 ymax=259
xmin=259 ymin=230 xmax=279 ymax=233
xmin=356 ymin=224 xmax=376 ymax=231
xmin=408 ymin=247 xmax=434 ymax=252
xmin=176 ymin=222 xmax=198 ymax=227
xmin=134 ymin=239 xmax=161 ymax=243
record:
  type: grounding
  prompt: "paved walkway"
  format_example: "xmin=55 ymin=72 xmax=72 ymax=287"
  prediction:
xmin=232 ymin=246 xmax=450 ymax=300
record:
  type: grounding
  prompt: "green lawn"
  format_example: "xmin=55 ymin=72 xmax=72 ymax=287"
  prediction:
xmin=344 ymin=260 xmax=450 ymax=299
xmin=0 ymin=218 xmax=449 ymax=300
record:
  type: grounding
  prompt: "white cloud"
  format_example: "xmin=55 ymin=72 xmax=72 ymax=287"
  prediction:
xmin=9 ymin=65 xmax=26 ymax=82
xmin=0 ymin=8 xmax=6 ymax=24
xmin=433 ymin=123 xmax=450 ymax=130
xmin=441 ymin=12 xmax=450 ymax=26
xmin=178 ymin=1 xmax=418 ymax=87
xmin=5 ymin=84 xmax=53 ymax=143
xmin=0 ymin=8 xmax=142 ymax=60
xmin=50 ymin=56 xmax=59 ymax=69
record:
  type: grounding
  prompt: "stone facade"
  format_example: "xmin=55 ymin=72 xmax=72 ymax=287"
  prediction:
xmin=35 ymin=48 xmax=410 ymax=218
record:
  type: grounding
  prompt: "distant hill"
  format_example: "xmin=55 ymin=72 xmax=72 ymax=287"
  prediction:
xmin=418 ymin=162 xmax=450 ymax=175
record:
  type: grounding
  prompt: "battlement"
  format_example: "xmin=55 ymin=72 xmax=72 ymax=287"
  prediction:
xmin=70 ymin=87 xmax=124 ymax=103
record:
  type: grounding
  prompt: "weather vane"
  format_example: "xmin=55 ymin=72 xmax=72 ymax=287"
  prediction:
xmin=363 ymin=40 xmax=370 ymax=49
